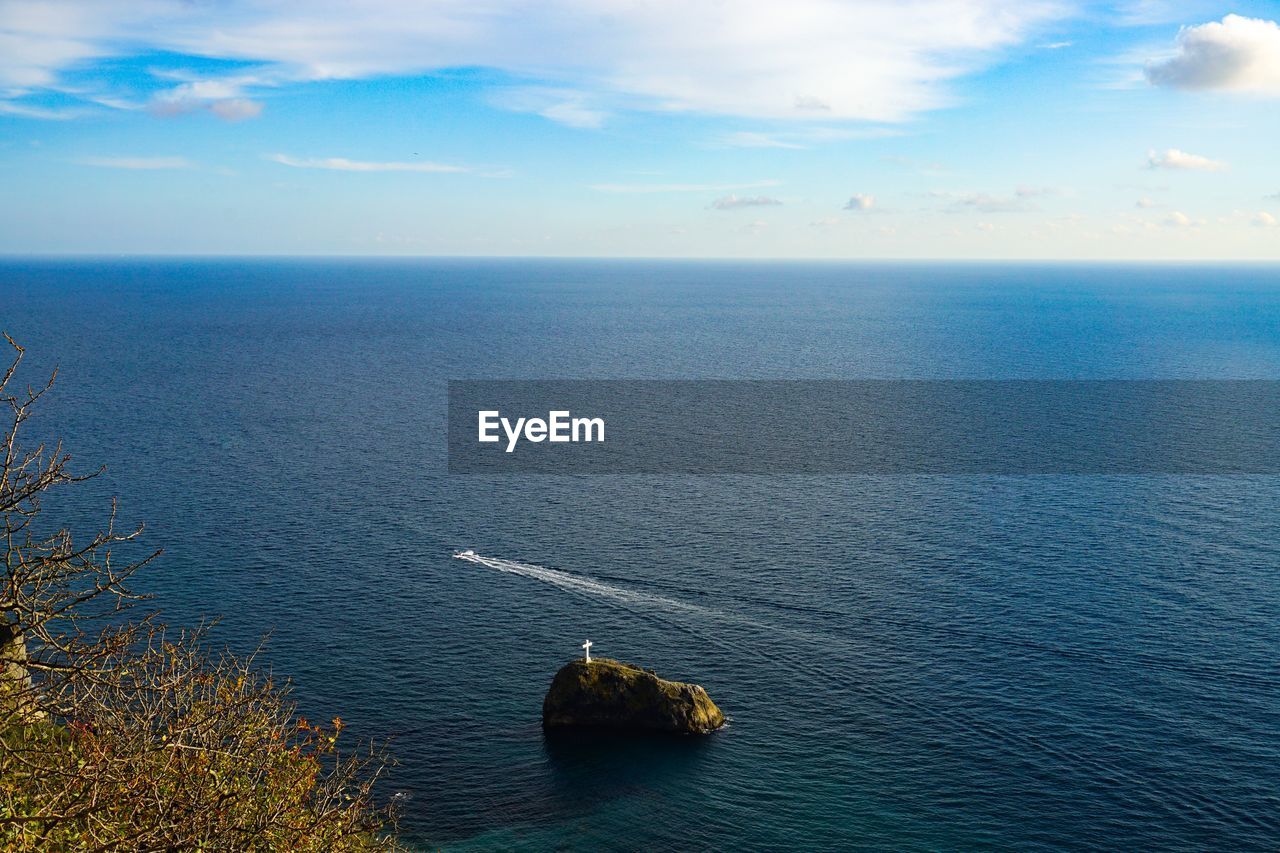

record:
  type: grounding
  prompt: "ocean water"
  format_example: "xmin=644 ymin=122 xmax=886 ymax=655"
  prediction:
xmin=2 ymin=258 xmax=1278 ymax=851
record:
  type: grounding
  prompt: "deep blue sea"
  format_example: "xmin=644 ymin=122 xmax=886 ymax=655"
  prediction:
xmin=2 ymin=259 xmax=1279 ymax=850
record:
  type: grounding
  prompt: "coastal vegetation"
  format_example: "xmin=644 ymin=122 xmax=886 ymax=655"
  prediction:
xmin=0 ymin=336 xmax=397 ymax=850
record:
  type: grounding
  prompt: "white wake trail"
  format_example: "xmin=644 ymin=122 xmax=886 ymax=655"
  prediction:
xmin=455 ymin=551 xmax=726 ymax=620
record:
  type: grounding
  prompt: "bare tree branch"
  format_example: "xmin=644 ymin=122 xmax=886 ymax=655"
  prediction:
xmin=1 ymin=338 xmax=399 ymax=850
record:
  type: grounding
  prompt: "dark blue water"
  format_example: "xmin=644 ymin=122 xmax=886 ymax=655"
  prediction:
xmin=2 ymin=259 xmax=1278 ymax=850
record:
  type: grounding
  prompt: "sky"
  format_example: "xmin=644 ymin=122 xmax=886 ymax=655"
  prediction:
xmin=1 ymin=0 xmax=1279 ymax=259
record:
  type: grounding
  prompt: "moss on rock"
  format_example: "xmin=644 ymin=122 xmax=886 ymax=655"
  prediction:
xmin=542 ymin=658 xmax=725 ymax=735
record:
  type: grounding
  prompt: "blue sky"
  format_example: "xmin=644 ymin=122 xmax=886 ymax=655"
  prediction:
xmin=2 ymin=0 xmax=1279 ymax=258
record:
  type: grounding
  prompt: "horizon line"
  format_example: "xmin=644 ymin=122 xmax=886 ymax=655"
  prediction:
xmin=2 ymin=253 xmax=1279 ymax=265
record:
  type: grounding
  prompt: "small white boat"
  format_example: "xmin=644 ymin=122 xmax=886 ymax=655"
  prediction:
xmin=455 ymin=549 xmax=476 ymax=558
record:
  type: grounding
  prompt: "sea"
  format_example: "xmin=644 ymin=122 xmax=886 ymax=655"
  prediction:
xmin=2 ymin=258 xmax=1278 ymax=851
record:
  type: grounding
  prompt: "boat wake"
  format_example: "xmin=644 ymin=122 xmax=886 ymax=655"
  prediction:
xmin=454 ymin=550 xmax=719 ymax=618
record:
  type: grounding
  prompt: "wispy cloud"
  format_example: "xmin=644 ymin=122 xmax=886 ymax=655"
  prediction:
xmin=711 ymin=194 xmax=782 ymax=210
xmin=932 ymin=189 xmax=1041 ymax=213
xmin=0 ymin=0 xmax=1072 ymax=123
xmin=0 ymin=101 xmax=87 ymax=120
xmin=844 ymin=194 xmax=875 ymax=211
xmin=1253 ymin=211 xmax=1278 ymax=228
xmin=147 ymin=73 xmax=268 ymax=121
xmin=1147 ymin=148 xmax=1226 ymax=171
xmin=882 ymin=155 xmax=949 ymax=176
xmin=538 ymin=101 xmax=606 ymax=129
xmin=269 ymin=154 xmax=470 ymax=173
xmin=716 ymin=132 xmax=807 ymax=150
xmin=488 ymin=87 xmax=607 ymax=128
xmin=591 ymin=180 xmax=781 ymax=194
xmin=713 ymin=127 xmax=899 ymax=149
xmin=76 ymin=156 xmax=193 ymax=170
xmin=210 ymin=98 xmax=263 ymax=121
xmin=1145 ymin=15 xmax=1280 ymax=96
xmin=1163 ymin=210 xmax=1205 ymax=228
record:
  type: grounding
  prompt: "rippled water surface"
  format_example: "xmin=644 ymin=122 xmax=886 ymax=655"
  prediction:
xmin=3 ymin=259 xmax=1279 ymax=850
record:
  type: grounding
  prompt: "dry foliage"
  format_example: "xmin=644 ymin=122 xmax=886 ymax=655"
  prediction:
xmin=0 ymin=335 xmax=398 ymax=850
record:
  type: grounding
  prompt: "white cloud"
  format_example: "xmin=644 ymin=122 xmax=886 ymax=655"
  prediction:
xmin=717 ymin=132 xmax=808 ymax=150
xmin=1135 ymin=197 xmax=1159 ymax=208
xmin=591 ymin=180 xmax=781 ymax=193
xmin=0 ymin=100 xmax=86 ymax=119
xmin=208 ymin=98 xmax=264 ymax=121
xmin=148 ymin=76 xmax=267 ymax=121
xmin=1145 ymin=15 xmax=1280 ymax=95
xmin=158 ymin=79 xmax=248 ymax=103
xmin=537 ymin=101 xmax=606 ymax=129
xmin=1162 ymin=210 xmax=1205 ymax=227
xmin=0 ymin=0 xmax=1072 ymax=123
xmin=806 ymin=127 xmax=903 ymax=142
xmin=269 ymin=154 xmax=470 ymax=173
xmin=935 ymin=190 xmax=1035 ymax=212
xmin=793 ymin=95 xmax=832 ymax=112
xmin=1254 ymin=211 xmax=1278 ymax=228
xmin=714 ymin=126 xmax=900 ymax=149
xmin=711 ymin=194 xmax=782 ymax=210
xmin=1147 ymin=148 xmax=1225 ymax=171
xmin=488 ymin=87 xmax=607 ymax=128
xmin=0 ymin=4 xmax=124 ymax=88
xmin=76 ymin=156 xmax=193 ymax=170
xmin=844 ymin=194 xmax=875 ymax=211
xmin=77 ymin=93 xmax=140 ymax=111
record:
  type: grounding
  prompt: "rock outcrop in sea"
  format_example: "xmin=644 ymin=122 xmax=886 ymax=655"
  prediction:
xmin=542 ymin=658 xmax=725 ymax=735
